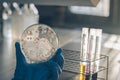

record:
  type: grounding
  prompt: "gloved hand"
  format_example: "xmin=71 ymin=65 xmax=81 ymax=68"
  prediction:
xmin=12 ymin=42 xmax=64 ymax=80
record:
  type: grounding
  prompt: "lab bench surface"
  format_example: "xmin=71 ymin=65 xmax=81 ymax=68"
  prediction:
xmin=0 ymin=28 xmax=120 ymax=80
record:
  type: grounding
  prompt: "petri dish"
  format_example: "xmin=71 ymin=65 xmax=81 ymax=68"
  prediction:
xmin=20 ymin=24 xmax=59 ymax=63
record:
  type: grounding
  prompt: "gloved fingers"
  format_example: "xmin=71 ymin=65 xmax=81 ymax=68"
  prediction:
xmin=15 ymin=42 xmax=26 ymax=65
xmin=32 ymin=67 xmax=49 ymax=80
xmin=24 ymin=67 xmax=35 ymax=80
xmin=51 ymin=48 xmax=63 ymax=60
xmin=45 ymin=60 xmax=62 ymax=80
xmin=56 ymin=48 xmax=62 ymax=55
xmin=51 ymin=48 xmax=64 ymax=69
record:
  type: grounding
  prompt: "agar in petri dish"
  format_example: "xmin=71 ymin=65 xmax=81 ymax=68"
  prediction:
xmin=20 ymin=24 xmax=59 ymax=63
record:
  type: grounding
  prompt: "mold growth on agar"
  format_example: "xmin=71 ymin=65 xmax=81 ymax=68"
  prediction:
xmin=20 ymin=24 xmax=59 ymax=63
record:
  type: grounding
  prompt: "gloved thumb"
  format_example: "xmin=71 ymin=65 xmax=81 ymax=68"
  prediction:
xmin=45 ymin=60 xmax=62 ymax=80
xmin=51 ymin=48 xmax=64 ymax=69
xmin=15 ymin=42 xmax=26 ymax=65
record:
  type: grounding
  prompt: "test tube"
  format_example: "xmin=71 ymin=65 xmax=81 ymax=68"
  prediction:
xmin=87 ymin=28 xmax=96 ymax=74
xmin=80 ymin=27 xmax=89 ymax=80
xmin=95 ymin=29 xmax=102 ymax=72
xmin=80 ymin=27 xmax=89 ymax=60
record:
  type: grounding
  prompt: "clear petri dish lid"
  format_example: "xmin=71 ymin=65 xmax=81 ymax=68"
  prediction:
xmin=20 ymin=24 xmax=59 ymax=63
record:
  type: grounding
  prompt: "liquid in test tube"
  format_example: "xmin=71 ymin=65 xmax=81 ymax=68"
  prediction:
xmin=79 ymin=64 xmax=86 ymax=80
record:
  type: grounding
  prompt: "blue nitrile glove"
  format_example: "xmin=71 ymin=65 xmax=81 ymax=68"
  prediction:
xmin=12 ymin=42 xmax=64 ymax=80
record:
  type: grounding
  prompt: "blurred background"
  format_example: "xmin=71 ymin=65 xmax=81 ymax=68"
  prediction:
xmin=0 ymin=0 xmax=120 ymax=80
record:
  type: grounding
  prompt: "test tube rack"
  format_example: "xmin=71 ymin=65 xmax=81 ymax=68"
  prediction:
xmin=62 ymin=49 xmax=109 ymax=80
